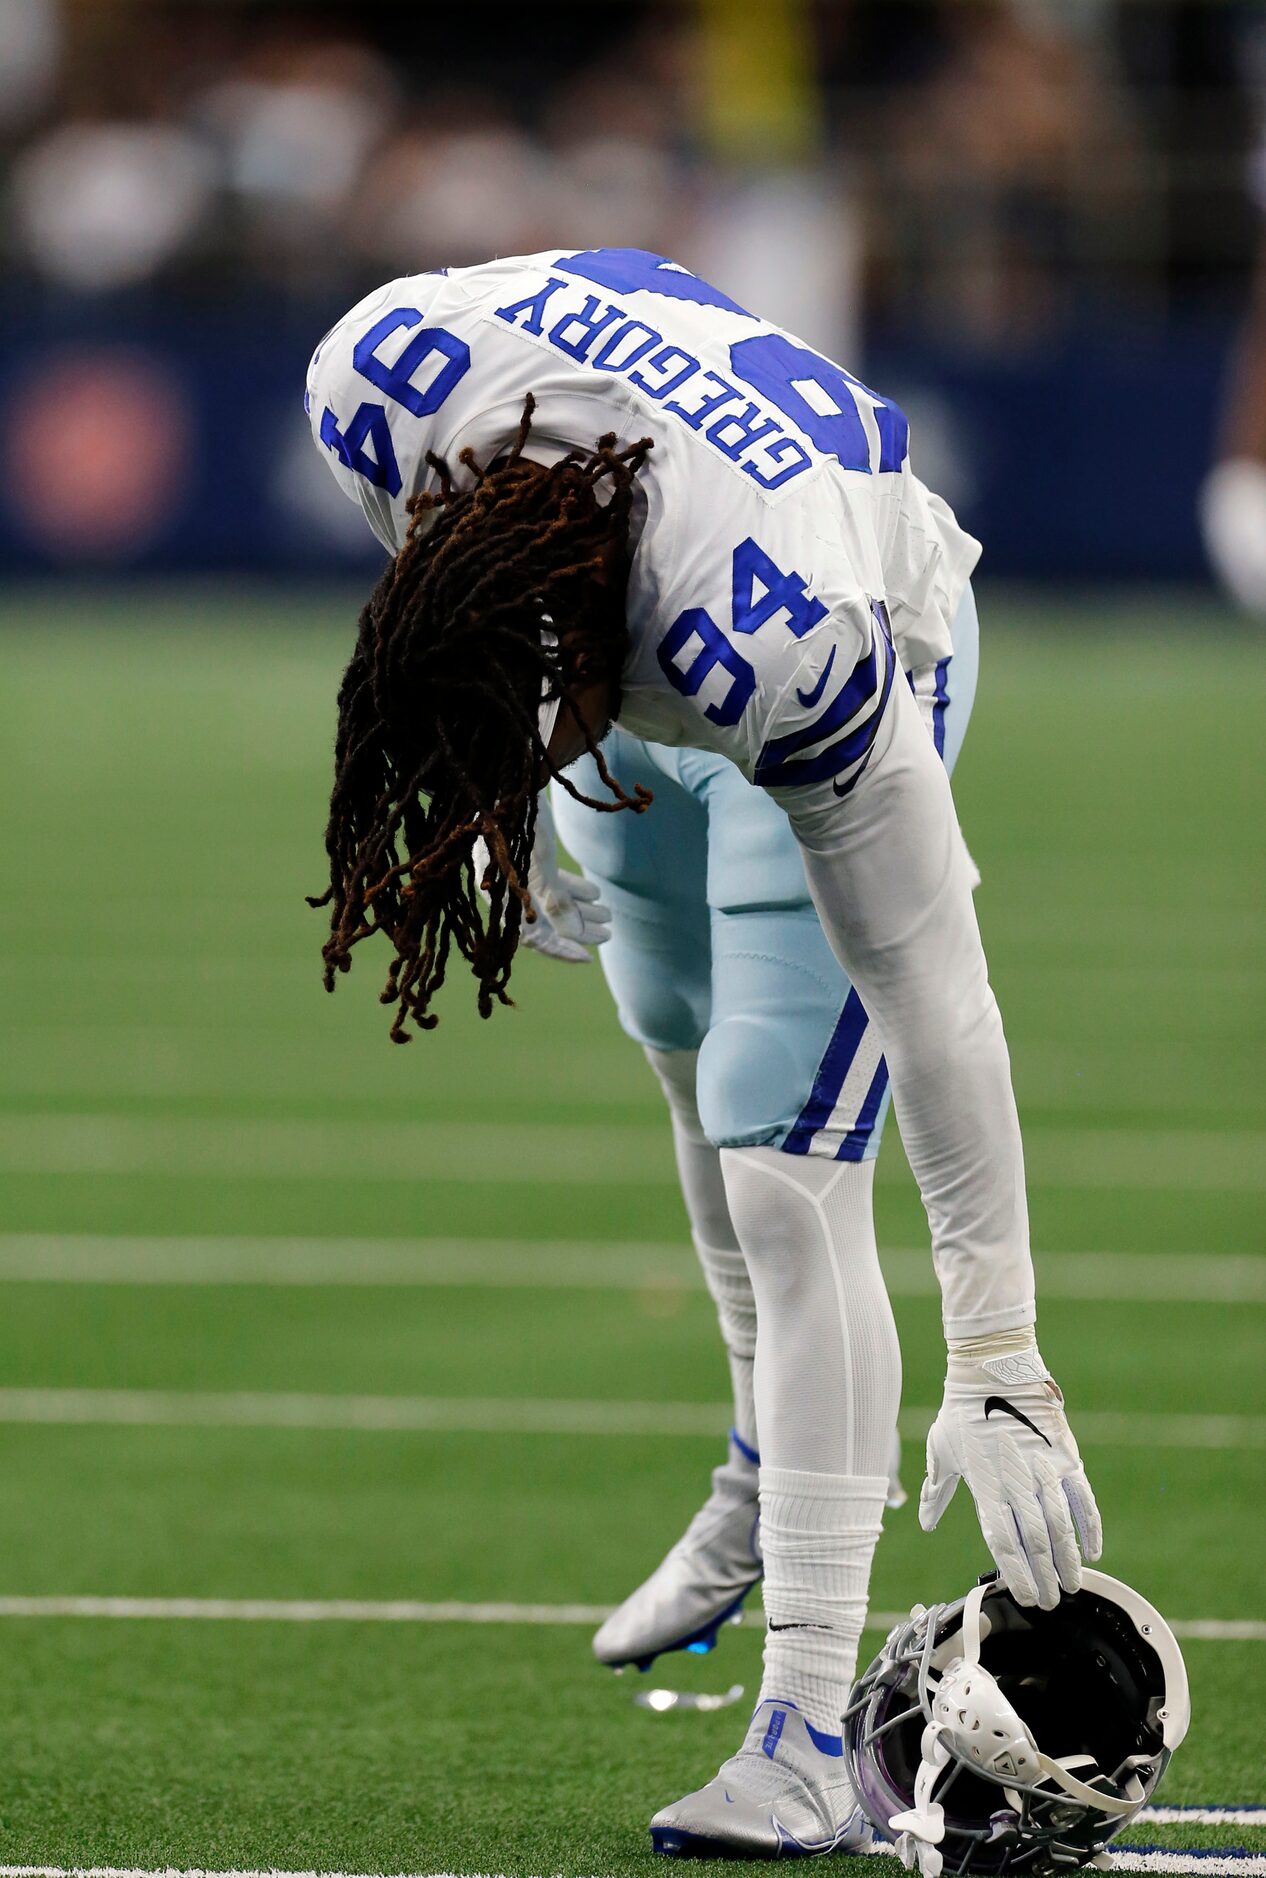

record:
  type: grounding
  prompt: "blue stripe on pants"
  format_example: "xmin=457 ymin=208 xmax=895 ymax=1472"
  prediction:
xmin=780 ymin=988 xmax=869 ymax=1156
xmin=837 ymin=1058 xmax=891 ymax=1162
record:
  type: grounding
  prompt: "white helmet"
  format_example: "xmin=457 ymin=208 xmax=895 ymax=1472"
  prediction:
xmin=843 ymin=1569 xmax=1189 ymax=1876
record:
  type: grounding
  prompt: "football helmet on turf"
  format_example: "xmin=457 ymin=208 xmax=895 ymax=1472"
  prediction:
xmin=843 ymin=1569 xmax=1189 ymax=1876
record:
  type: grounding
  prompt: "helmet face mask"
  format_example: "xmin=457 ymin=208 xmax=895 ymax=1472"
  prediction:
xmin=843 ymin=1570 xmax=1190 ymax=1877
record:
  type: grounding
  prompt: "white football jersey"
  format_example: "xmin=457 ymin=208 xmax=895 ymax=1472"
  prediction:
xmin=306 ymin=250 xmax=1038 ymax=1340
xmin=306 ymin=248 xmax=980 ymax=788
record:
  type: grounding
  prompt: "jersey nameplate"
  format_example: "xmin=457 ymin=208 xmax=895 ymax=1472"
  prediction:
xmin=488 ymin=249 xmax=908 ymax=502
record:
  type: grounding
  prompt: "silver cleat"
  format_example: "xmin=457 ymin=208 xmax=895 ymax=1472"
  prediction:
xmin=649 ymin=1696 xmax=873 ymax=1858
xmin=593 ymin=1436 xmax=762 ymax=1672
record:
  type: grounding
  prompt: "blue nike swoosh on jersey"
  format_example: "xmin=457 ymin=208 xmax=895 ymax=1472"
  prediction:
xmin=795 ymin=645 xmax=836 ymax=709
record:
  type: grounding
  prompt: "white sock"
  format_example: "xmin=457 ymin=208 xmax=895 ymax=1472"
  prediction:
xmin=645 ymin=1046 xmax=759 ymax=1457
xmin=759 ymin=1467 xmax=888 ymax=1732
xmin=719 ymin=1145 xmax=900 ymax=1730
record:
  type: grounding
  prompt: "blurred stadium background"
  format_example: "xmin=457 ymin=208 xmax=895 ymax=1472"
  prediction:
xmin=0 ymin=2 xmax=1263 ymax=1874
xmin=2 ymin=0 xmax=1266 ymax=577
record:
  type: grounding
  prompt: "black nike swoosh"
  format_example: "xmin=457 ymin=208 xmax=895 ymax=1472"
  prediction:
xmin=831 ymin=741 xmax=878 ymax=798
xmin=983 ymin=1396 xmax=1052 ymax=1446
xmin=796 ymin=645 xmax=836 ymax=709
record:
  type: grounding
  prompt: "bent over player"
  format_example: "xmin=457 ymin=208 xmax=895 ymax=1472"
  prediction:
xmin=304 ymin=248 xmax=1102 ymax=1857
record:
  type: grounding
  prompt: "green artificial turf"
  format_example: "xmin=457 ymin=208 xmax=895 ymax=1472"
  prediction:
xmin=0 ymin=585 xmax=1262 ymax=1875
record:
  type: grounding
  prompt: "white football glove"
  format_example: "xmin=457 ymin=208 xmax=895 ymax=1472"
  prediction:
xmin=919 ymin=1330 xmax=1102 ymax=1611
xmin=473 ymin=791 xmax=611 ymax=965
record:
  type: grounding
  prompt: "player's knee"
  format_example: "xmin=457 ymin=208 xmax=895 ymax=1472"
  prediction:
xmin=696 ymin=1014 xmax=807 ymax=1148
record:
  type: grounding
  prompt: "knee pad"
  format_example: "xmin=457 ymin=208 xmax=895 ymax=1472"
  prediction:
xmin=696 ymin=1013 xmax=811 ymax=1149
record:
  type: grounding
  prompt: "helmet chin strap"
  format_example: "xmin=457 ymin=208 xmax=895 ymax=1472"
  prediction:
xmin=890 ymin=1583 xmax=1134 ymax=1874
xmin=1032 ymin=1758 xmax=1137 ymax=1817
xmin=961 ymin=1578 xmax=987 ymax=1662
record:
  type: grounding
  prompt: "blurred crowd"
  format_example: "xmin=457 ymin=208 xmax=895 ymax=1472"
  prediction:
xmin=0 ymin=0 xmax=1262 ymax=350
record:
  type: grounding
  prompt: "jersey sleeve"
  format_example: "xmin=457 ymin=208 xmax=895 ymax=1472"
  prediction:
xmin=879 ymin=462 xmax=982 ymax=673
xmin=764 ymin=635 xmax=1035 ymax=1338
xmin=616 ymin=439 xmax=889 ymax=780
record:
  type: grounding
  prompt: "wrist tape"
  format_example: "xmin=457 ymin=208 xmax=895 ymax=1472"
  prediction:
xmin=946 ymin=1325 xmax=1050 ymax=1388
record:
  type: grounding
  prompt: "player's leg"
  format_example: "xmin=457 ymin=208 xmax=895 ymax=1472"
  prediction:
xmin=552 ymin=733 xmax=763 ymax=1668
xmin=706 ymin=774 xmax=899 ymax=1715
xmin=553 ymin=729 xmax=712 ymax=1064
xmin=715 ymin=597 xmax=980 ymax=1731
xmin=650 ymin=589 xmax=979 ymax=1858
xmin=642 ymin=1047 xmax=758 ymax=1458
xmin=644 ymin=760 xmax=886 ymax=1858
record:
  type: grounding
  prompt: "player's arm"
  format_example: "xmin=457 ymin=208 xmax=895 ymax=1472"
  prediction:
xmin=766 ymin=625 xmax=1100 ymax=1609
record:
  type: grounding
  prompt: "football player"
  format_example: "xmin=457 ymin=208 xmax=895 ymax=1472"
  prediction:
xmin=305 ymin=248 xmax=1101 ymax=1857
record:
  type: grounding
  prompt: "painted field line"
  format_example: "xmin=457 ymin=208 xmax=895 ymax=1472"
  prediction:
xmin=877 ymin=1858 xmax=1266 ymax=1875
xmin=2 ymin=1114 xmax=1265 ymax=1192
xmin=0 ymin=1236 xmax=1261 ymax=1304
xmin=0 ymin=1114 xmax=674 ymax=1188
xmin=0 ymin=1596 xmax=619 ymax=1625
xmin=2 ymin=1857 xmax=1264 ymax=1878
xmin=1142 ymin=1812 xmax=1266 ymax=1827
xmin=1099 ymin=1859 xmax=1266 ymax=1875
xmin=0 ymin=1387 xmax=1260 ymax=1451
xmin=0 ymin=1595 xmax=1257 ymax=1642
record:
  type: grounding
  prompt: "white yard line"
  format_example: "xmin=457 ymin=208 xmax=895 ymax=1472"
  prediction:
xmin=0 ymin=1388 xmax=729 ymax=1438
xmin=0 ymin=1115 xmax=673 ymax=1188
xmin=0 ymin=1236 xmax=703 ymax=1291
xmin=2 ymin=1856 xmax=1264 ymax=1878
xmin=0 ymin=1387 xmax=1260 ymax=1450
xmin=0 ymin=1236 xmax=1260 ymax=1304
xmin=1099 ymin=1861 xmax=1266 ymax=1875
xmin=1 ymin=1114 xmax=1264 ymax=1191
xmin=0 ymin=1595 xmax=1258 ymax=1642
xmin=1162 ymin=1620 xmax=1266 ymax=1641
xmin=0 ymin=1596 xmax=619 ymax=1625
xmin=1144 ymin=1814 xmax=1266 ymax=1827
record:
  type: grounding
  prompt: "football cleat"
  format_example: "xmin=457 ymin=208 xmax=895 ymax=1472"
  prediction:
xmin=650 ymin=1696 xmax=873 ymax=1858
xmin=593 ymin=1434 xmax=762 ymax=1671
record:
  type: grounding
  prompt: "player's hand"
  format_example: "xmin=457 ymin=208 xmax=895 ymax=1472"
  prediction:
xmin=521 ymin=860 xmax=611 ymax=963
xmin=474 ymin=792 xmax=611 ymax=965
xmin=918 ymin=1338 xmax=1101 ymax=1610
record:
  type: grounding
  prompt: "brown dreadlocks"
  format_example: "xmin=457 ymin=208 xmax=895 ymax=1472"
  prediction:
xmin=308 ymin=395 xmax=654 ymax=1041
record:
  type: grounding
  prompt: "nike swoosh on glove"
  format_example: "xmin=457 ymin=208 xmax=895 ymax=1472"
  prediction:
xmin=918 ymin=1337 xmax=1102 ymax=1610
xmin=473 ymin=791 xmax=611 ymax=965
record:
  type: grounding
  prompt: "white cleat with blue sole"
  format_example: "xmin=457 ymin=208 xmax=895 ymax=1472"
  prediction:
xmin=593 ymin=1429 xmax=904 ymax=1673
xmin=592 ymin=1435 xmax=762 ymax=1672
xmin=649 ymin=1697 xmax=872 ymax=1858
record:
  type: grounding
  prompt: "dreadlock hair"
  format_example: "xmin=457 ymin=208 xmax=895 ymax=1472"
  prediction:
xmin=308 ymin=394 xmax=654 ymax=1042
